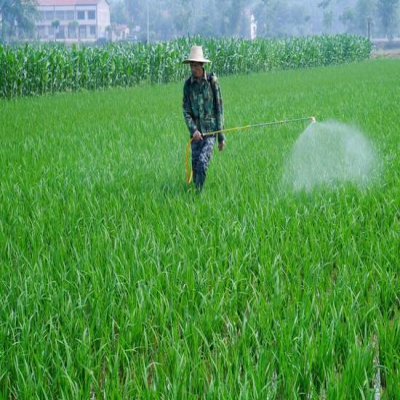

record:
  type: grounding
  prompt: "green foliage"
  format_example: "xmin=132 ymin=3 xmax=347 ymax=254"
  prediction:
xmin=0 ymin=34 xmax=372 ymax=99
xmin=346 ymin=0 xmax=376 ymax=36
xmin=0 ymin=58 xmax=399 ymax=398
xmin=377 ymin=0 xmax=400 ymax=38
xmin=0 ymin=0 xmax=37 ymax=41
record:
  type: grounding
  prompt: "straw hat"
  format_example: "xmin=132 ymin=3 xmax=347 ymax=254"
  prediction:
xmin=182 ymin=45 xmax=211 ymax=64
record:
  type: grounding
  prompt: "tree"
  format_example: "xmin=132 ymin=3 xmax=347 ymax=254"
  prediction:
xmin=338 ymin=0 xmax=375 ymax=36
xmin=68 ymin=20 xmax=79 ymax=40
xmin=124 ymin=0 xmax=145 ymax=29
xmin=272 ymin=1 xmax=311 ymax=37
xmin=51 ymin=19 xmax=59 ymax=40
xmin=339 ymin=7 xmax=355 ymax=33
xmin=256 ymin=0 xmax=280 ymax=37
xmin=226 ymin=0 xmax=246 ymax=37
xmin=110 ymin=0 xmax=128 ymax=24
xmin=318 ymin=0 xmax=351 ymax=34
xmin=354 ymin=0 xmax=375 ymax=35
xmin=255 ymin=0 xmax=311 ymax=38
xmin=0 ymin=0 xmax=38 ymax=42
xmin=377 ymin=0 xmax=399 ymax=38
xmin=322 ymin=10 xmax=334 ymax=32
xmin=318 ymin=0 xmax=334 ymax=33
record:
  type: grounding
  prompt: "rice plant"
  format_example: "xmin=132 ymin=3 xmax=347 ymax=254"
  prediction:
xmin=0 ymin=58 xmax=398 ymax=399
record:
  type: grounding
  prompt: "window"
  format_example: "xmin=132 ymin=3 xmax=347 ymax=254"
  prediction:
xmin=89 ymin=26 xmax=96 ymax=36
xmin=77 ymin=11 xmax=85 ymax=20
xmin=48 ymin=26 xmax=55 ymax=36
xmin=40 ymin=11 xmax=46 ymax=21
xmin=55 ymin=11 xmax=65 ymax=20
xmin=79 ymin=25 xmax=86 ymax=39
xmin=68 ymin=26 xmax=77 ymax=38
xmin=65 ymin=11 xmax=74 ymax=20
xmin=37 ymin=26 xmax=45 ymax=38
xmin=58 ymin=26 xmax=65 ymax=39
xmin=88 ymin=11 xmax=95 ymax=20
xmin=45 ymin=11 xmax=54 ymax=21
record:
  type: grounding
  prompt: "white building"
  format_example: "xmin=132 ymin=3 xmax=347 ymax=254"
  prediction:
xmin=36 ymin=0 xmax=110 ymax=42
xmin=250 ymin=14 xmax=257 ymax=40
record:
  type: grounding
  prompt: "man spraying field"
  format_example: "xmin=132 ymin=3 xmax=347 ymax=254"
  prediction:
xmin=182 ymin=46 xmax=317 ymax=189
xmin=182 ymin=45 xmax=226 ymax=191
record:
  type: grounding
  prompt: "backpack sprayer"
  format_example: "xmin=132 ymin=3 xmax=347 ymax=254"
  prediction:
xmin=185 ymin=116 xmax=316 ymax=184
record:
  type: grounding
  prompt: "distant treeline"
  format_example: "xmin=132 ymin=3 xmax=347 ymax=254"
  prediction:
xmin=0 ymin=35 xmax=372 ymax=99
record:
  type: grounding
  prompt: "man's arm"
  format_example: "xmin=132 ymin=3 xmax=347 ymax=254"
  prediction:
xmin=211 ymin=75 xmax=225 ymax=144
xmin=183 ymin=80 xmax=198 ymax=138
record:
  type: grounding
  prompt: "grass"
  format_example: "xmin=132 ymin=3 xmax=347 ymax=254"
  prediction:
xmin=0 ymin=59 xmax=399 ymax=399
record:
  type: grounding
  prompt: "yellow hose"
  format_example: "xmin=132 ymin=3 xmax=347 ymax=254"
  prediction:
xmin=185 ymin=117 xmax=315 ymax=184
xmin=185 ymin=126 xmax=252 ymax=184
xmin=185 ymin=138 xmax=194 ymax=184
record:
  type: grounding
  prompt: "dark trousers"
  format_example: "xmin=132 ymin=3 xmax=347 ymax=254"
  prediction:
xmin=191 ymin=136 xmax=215 ymax=190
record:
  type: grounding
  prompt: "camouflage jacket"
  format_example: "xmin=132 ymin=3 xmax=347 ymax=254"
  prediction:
xmin=183 ymin=70 xmax=225 ymax=143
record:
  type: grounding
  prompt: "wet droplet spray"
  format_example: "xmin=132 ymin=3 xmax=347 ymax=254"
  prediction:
xmin=283 ymin=120 xmax=380 ymax=191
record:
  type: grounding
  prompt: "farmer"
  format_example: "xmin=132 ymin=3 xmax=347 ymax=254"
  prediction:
xmin=182 ymin=45 xmax=226 ymax=191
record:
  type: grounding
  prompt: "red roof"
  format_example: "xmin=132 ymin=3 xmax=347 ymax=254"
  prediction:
xmin=38 ymin=0 xmax=106 ymax=5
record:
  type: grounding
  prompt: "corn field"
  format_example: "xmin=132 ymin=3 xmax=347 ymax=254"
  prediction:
xmin=0 ymin=35 xmax=372 ymax=99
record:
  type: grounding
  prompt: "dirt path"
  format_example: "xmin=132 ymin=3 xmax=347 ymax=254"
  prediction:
xmin=371 ymin=49 xmax=400 ymax=59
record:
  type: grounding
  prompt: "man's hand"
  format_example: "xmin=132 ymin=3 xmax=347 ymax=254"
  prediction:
xmin=218 ymin=140 xmax=225 ymax=152
xmin=193 ymin=130 xmax=203 ymax=141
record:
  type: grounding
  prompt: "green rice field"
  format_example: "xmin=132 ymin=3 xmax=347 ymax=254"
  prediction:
xmin=0 ymin=58 xmax=399 ymax=398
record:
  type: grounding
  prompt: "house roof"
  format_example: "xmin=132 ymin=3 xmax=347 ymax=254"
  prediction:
xmin=38 ymin=0 xmax=108 ymax=6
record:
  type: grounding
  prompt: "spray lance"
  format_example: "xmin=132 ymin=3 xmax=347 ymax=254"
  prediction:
xmin=185 ymin=116 xmax=316 ymax=184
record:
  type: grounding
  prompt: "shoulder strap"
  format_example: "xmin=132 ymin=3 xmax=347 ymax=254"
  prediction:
xmin=207 ymin=72 xmax=217 ymax=85
xmin=207 ymin=72 xmax=224 ymax=134
xmin=207 ymin=72 xmax=218 ymax=103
